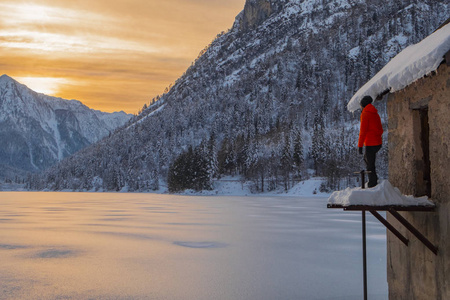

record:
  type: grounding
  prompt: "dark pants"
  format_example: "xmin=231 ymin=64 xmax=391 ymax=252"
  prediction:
xmin=364 ymin=145 xmax=382 ymax=188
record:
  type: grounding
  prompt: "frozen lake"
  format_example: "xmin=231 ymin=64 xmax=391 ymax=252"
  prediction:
xmin=0 ymin=192 xmax=388 ymax=299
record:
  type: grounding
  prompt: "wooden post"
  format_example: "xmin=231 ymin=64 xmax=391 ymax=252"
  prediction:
xmin=360 ymin=170 xmax=368 ymax=300
xmin=362 ymin=209 xmax=368 ymax=300
xmin=361 ymin=170 xmax=366 ymax=190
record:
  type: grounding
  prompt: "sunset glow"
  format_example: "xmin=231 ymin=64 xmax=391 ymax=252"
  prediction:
xmin=14 ymin=76 xmax=69 ymax=96
xmin=0 ymin=0 xmax=245 ymax=113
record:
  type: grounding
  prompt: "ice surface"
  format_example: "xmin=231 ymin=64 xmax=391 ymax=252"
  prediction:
xmin=348 ymin=23 xmax=450 ymax=112
xmin=328 ymin=180 xmax=435 ymax=207
xmin=173 ymin=241 xmax=227 ymax=249
xmin=0 ymin=192 xmax=388 ymax=300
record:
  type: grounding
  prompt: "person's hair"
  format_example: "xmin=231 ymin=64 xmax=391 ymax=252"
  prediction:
xmin=360 ymin=96 xmax=373 ymax=108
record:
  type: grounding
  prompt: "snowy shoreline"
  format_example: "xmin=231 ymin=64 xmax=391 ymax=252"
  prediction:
xmin=0 ymin=177 xmax=332 ymax=197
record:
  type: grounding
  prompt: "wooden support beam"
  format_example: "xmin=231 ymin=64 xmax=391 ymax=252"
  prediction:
xmin=369 ymin=210 xmax=409 ymax=246
xmin=362 ymin=210 xmax=368 ymax=300
xmin=327 ymin=204 xmax=435 ymax=212
xmin=388 ymin=208 xmax=438 ymax=255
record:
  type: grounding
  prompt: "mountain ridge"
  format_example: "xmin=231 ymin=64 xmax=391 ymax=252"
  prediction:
xmin=0 ymin=74 xmax=132 ymax=180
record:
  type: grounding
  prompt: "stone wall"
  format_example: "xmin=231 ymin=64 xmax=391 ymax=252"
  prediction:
xmin=386 ymin=61 xmax=450 ymax=299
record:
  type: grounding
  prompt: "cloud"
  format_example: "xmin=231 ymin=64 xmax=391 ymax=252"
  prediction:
xmin=0 ymin=0 xmax=245 ymax=113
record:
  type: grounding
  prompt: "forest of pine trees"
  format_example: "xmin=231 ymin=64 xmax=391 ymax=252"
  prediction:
xmin=166 ymin=118 xmax=388 ymax=193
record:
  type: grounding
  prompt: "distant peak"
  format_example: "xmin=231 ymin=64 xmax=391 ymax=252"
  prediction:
xmin=0 ymin=74 xmax=14 ymax=81
xmin=0 ymin=75 xmax=33 ymax=93
xmin=0 ymin=74 xmax=18 ymax=87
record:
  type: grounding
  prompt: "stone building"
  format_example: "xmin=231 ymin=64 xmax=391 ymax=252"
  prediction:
xmin=385 ymin=45 xmax=449 ymax=300
xmin=347 ymin=21 xmax=450 ymax=300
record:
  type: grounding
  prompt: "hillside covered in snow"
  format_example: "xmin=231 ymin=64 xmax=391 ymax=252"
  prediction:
xmin=28 ymin=0 xmax=449 ymax=192
xmin=0 ymin=75 xmax=132 ymax=180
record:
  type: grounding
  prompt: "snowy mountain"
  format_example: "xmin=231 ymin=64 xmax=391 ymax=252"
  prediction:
xmin=29 ymin=0 xmax=449 ymax=192
xmin=0 ymin=75 xmax=132 ymax=179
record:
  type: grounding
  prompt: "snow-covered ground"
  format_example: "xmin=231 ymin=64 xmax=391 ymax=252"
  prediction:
xmin=175 ymin=177 xmax=330 ymax=197
xmin=0 ymin=182 xmax=27 ymax=192
xmin=0 ymin=192 xmax=388 ymax=299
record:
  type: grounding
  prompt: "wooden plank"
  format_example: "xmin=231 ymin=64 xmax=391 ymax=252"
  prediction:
xmin=369 ymin=210 xmax=409 ymax=246
xmin=327 ymin=204 xmax=435 ymax=212
xmin=388 ymin=208 xmax=438 ymax=255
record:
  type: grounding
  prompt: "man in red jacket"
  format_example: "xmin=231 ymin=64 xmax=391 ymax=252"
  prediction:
xmin=358 ymin=95 xmax=383 ymax=188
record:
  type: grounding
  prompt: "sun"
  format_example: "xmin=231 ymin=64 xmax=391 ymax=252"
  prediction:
xmin=15 ymin=76 xmax=69 ymax=96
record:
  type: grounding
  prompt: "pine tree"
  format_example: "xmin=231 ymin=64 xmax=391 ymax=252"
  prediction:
xmin=192 ymin=145 xmax=212 ymax=191
xmin=292 ymin=128 xmax=304 ymax=180
xmin=280 ymin=134 xmax=293 ymax=191
xmin=207 ymin=133 xmax=218 ymax=179
xmin=217 ymin=137 xmax=235 ymax=176
xmin=167 ymin=144 xmax=212 ymax=192
xmin=311 ymin=111 xmax=326 ymax=176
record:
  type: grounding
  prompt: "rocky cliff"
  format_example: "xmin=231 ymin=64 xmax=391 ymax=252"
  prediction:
xmin=239 ymin=0 xmax=276 ymax=31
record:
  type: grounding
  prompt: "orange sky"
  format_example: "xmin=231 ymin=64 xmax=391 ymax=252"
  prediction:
xmin=0 ymin=0 xmax=245 ymax=113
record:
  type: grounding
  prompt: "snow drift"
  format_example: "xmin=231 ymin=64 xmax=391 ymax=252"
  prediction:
xmin=328 ymin=180 xmax=435 ymax=207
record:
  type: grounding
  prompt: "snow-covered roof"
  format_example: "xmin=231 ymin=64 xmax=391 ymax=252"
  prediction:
xmin=327 ymin=180 xmax=434 ymax=208
xmin=347 ymin=23 xmax=450 ymax=112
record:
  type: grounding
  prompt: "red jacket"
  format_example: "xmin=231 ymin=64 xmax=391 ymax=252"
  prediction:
xmin=358 ymin=103 xmax=383 ymax=147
